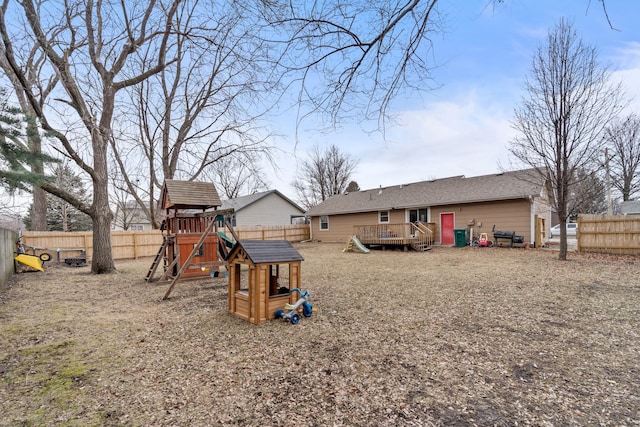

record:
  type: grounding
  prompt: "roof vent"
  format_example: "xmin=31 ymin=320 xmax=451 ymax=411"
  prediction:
xmin=378 ymin=185 xmax=382 ymax=195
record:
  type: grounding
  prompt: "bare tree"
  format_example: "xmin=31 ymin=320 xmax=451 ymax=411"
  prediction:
xmin=293 ymin=144 xmax=358 ymax=210
xmin=263 ymin=0 xmax=443 ymax=130
xmin=0 ymin=18 xmax=62 ymax=231
xmin=0 ymin=0 xmax=180 ymax=273
xmin=569 ymin=168 xmax=607 ymax=216
xmin=509 ymin=18 xmax=624 ymax=260
xmin=262 ymin=1 xmax=618 ymax=132
xmin=345 ymin=181 xmax=360 ymax=193
xmin=201 ymin=153 xmax=269 ymax=199
xmin=604 ymin=114 xmax=640 ymax=201
xmin=110 ymin=1 xmax=277 ymax=227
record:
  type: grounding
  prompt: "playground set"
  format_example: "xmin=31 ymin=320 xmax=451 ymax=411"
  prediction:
xmin=145 ymin=180 xmax=236 ymax=299
xmin=148 ymin=180 xmax=314 ymax=324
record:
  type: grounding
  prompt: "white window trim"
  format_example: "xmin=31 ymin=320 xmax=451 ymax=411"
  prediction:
xmin=319 ymin=215 xmax=329 ymax=231
xmin=379 ymin=210 xmax=390 ymax=223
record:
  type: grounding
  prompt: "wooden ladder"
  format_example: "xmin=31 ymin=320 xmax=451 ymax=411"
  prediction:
xmin=146 ymin=235 xmax=174 ymax=282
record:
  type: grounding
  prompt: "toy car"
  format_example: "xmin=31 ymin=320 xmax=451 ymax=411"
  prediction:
xmin=274 ymin=288 xmax=314 ymax=325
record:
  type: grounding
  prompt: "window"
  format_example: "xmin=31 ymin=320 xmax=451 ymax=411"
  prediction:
xmin=409 ymin=208 xmax=428 ymax=223
xmin=320 ymin=215 xmax=329 ymax=230
xmin=379 ymin=211 xmax=389 ymax=223
xmin=193 ymin=243 xmax=204 ymax=257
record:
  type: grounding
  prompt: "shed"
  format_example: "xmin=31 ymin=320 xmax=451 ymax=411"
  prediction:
xmin=227 ymin=240 xmax=304 ymax=324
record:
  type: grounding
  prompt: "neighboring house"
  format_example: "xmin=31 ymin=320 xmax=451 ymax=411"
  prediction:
xmin=221 ymin=190 xmax=306 ymax=227
xmin=305 ymin=169 xmax=552 ymax=247
xmin=112 ymin=200 xmax=154 ymax=231
xmin=620 ymin=200 xmax=640 ymax=215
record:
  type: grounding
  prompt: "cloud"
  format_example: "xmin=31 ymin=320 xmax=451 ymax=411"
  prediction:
xmin=610 ymin=42 xmax=640 ymax=112
xmin=353 ymin=92 xmax=515 ymax=190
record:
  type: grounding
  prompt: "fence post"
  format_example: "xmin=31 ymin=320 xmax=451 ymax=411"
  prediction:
xmin=133 ymin=233 xmax=138 ymax=259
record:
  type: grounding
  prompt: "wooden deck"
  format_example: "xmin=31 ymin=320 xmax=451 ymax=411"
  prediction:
xmin=354 ymin=222 xmax=433 ymax=251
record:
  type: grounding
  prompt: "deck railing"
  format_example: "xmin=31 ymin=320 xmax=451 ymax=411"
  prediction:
xmin=354 ymin=222 xmax=433 ymax=250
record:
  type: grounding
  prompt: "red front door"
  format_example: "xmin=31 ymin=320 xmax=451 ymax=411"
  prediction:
xmin=441 ymin=213 xmax=454 ymax=245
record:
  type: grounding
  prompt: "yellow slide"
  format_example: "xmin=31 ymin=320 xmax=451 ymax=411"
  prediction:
xmin=15 ymin=254 xmax=44 ymax=272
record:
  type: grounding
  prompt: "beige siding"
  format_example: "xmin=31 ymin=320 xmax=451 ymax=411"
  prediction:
xmin=533 ymin=193 xmax=552 ymax=235
xmin=236 ymin=193 xmax=304 ymax=226
xmin=311 ymin=199 xmax=536 ymax=244
xmin=312 ymin=212 xmax=378 ymax=242
xmin=430 ymin=199 xmax=532 ymax=244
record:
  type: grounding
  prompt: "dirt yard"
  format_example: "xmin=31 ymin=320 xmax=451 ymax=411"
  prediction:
xmin=1 ymin=244 xmax=639 ymax=426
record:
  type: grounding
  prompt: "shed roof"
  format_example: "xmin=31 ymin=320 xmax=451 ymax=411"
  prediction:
xmin=161 ymin=180 xmax=222 ymax=210
xmin=230 ymin=240 xmax=304 ymax=264
xmin=306 ymin=169 xmax=545 ymax=216
xmin=221 ymin=189 xmax=304 ymax=213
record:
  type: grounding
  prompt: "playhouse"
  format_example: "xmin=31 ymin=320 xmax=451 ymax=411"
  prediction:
xmin=227 ymin=240 xmax=304 ymax=324
xmin=146 ymin=180 xmax=235 ymax=286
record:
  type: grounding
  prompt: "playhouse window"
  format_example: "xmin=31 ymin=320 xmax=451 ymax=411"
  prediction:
xmin=236 ymin=263 xmax=249 ymax=292
xmin=379 ymin=210 xmax=390 ymax=223
xmin=320 ymin=215 xmax=329 ymax=230
xmin=269 ymin=264 xmax=291 ymax=298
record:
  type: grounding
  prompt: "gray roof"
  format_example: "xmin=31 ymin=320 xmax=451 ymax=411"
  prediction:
xmin=231 ymin=240 xmax=304 ymax=264
xmin=221 ymin=190 xmax=304 ymax=213
xmin=620 ymin=200 xmax=640 ymax=214
xmin=306 ymin=169 xmax=545 ymax=216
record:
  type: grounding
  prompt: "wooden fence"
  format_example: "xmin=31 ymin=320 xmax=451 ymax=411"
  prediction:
xmin=577 ymin=214 xmax=640 ymax=255
xmin=21 ymin=224 xmax=310 ymax=262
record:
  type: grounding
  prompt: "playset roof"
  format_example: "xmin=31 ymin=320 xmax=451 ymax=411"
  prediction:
xmin=161 ymin=180 xmax=222 ymax=210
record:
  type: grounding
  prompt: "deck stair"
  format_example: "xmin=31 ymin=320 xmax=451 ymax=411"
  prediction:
xmin=410 ymin=241 xmax=432 ymax=252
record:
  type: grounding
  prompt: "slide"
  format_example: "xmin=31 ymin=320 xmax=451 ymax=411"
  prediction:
xmin=349 ymin=236 xmax=370 ymax=254
xmin=217 ymin=231 xmax=235 ymax=248
xmin=15 ymin=254 xmax=44 ymax=271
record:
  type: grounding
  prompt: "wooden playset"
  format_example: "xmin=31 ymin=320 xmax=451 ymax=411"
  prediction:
xmin=226 ymin=240 xmax=304 ymax=324
xmin=148 ymin=180 xmax=311 ymax=324
xmin=145 ymin=180 xmax=236 ymax=297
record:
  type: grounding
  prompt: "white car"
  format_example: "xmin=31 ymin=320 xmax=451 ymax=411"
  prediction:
xmin=550 ymin=223 xmax=577 ymax=238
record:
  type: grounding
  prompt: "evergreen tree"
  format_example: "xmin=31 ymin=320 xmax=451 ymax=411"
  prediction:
xmin=23 ymin=164 xmax=92 ymax=231
xmin=0 ymin=89 xmax=56 ymax=192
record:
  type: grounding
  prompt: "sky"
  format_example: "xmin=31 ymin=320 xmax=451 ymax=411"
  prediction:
xmin=265 ymin=0 xmax=640 ymax=199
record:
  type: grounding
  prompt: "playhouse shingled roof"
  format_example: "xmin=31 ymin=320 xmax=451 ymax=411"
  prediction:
xmin=231 ymin=240 xmax=304 ymax=264
xmin=161 ymin=180 xmax=222 ymax=210
xmin=305 ymin=168 xmax=546 ymax=216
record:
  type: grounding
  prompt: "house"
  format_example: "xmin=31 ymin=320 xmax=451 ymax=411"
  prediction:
xmin=221 ymin=190 xmax=306 ymax=227
xmin=620 ymin=200 xmax=640 ymax=215
xmin=112 ymin=200 xmax=154 ymax=230
xmin=305 ymin=169 xmax=552 ymax=248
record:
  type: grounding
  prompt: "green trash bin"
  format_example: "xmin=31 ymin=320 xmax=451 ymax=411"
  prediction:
xmin=454 ymin=228 xmax=467 ymax=247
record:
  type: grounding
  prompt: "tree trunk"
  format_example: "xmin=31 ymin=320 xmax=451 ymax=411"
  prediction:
xmin=31 ymin=187 xmax=48 ymax=230
xmin=91 ymin=136 xmax=115 ymax=274
xmin=26 ymin=105 xmax=47 ymax=230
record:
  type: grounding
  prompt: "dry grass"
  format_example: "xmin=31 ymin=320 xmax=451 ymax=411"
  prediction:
xmin=1 ymin=243 xmax=639 ymax=426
